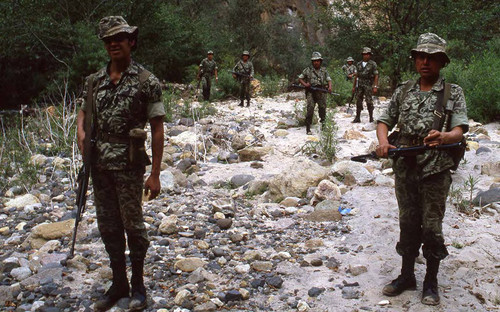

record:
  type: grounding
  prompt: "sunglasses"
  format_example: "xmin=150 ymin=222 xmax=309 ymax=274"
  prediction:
xmin=103 ymin=33 xmax=130 ymax=44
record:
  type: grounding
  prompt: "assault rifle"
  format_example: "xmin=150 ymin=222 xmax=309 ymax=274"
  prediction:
xmin=69 ymin=164 xmax=89 ymax=258
xmin=290 ymin=83 xmax=340 ymax=96
xmin=350 ymin=141 xmax=465 ymax=163
xmin=229 ymin=70 xmax=252 ymax=79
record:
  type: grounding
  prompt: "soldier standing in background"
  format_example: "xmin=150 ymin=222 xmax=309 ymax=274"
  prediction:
xmin=376 ymin=33 xmax=468 ymax=306
xmin=197 ymin=50 xmax=218 ymax=101
xmin=76 ymin=16 xmax=165 ymax=311
xmin=232 ymin=50 xmax=254 ymax=107
xmin=298 ymin=52 xmax=332 ymax=135
xmin=352 ymin=47 xmax=379 ymax=123
xmin=342 ymin=56 xmax=357 ymax=81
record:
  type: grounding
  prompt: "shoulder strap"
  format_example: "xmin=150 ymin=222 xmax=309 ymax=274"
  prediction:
xmin=432 ymin=82 xmax=451 ymax=130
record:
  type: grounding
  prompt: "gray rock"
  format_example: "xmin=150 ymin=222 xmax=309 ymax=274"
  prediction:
xmin=217 ymin=218 xmax=232 ymax=230
xmin=10 ymin=267 xmax=32 ymax=281
xmin=2 ymin=257 xmax=20 ymax=273
xmin=473 ymin=188 xmax=500 ymax=206
xmin=315 ymin=200 xmax=340 ymax=212
xmin=231 ymin=134 xmax=247 ymax=151
xmin=224 ymin=290 xmax=243 ymax=302
xmin=179 ymin=117 xmax=194 ymax=127
xmin=476 ymin=146 xmax=492 ymax=154
xmin=177 ymin=159 xmax=193 ymax=173
xmin=308 ymin=287 xmax=325 ymax=297
xmin=310 ymin=259 xmax=323 ymax=267
xmin=230 ymin=174 xmax=255 ymax=187
xmin=342 ymin=287 xmax=360 ymax=299
xmin=159 ymin=170 xmax=175 ymax=191
xmin=266 ymin=276 xmax=283 ymax=288
xmin=194 ymin=301 xmax=217 ymax=312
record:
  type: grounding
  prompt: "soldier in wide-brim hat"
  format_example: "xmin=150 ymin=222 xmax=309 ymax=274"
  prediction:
xmin=376 ymin=33 xmax=468 ymax=306
xmin=352 ymin=47 xmax=379 ymax=123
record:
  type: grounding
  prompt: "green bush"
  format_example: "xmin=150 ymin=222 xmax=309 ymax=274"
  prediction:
xmin=212 ymin=70 xmax=240 ymax=100
xmin=442 ymin=42 xmax=500 ymax=123
xmin=327 ymin=61 xmax=353 ymax=108
xmin=163 ymin=89 xmax=180 ymax=123
xmin=258 ymin=74 xmax=286 ymax=97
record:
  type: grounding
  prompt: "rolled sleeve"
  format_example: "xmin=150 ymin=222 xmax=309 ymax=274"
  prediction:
xmin=377 ymin=87 xmax=402 ymax=130
xmin=449 ymin=85 xmax=469 ymax=133
xmin=144 ymin=75 xmax=165 ymax=120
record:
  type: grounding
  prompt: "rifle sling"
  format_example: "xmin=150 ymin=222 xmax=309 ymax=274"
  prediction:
xmin=83 ymin=74 xmax=95 ymax=166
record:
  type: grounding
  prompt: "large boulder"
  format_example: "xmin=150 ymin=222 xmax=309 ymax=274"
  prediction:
xmin=331 ymin=161 xmax=374 ymax=186
xmin=473 ymin=188 xmax=500 ymax=206
xmin=238 ymin=146 xmax=273 ymax=162
xmin=159 ymin=170 xmax=175 ymax=191
xmin=268 ymin=158 xmax=329 ymax=202
xmin=26 ymin=219 xmax=74 ymax=249
xmin=231 ymin=134 xmax=247 ymax=151
xmin=230 ymin=174 xmax=255 ymax=188
xmin=4 ymin=194 xmax=40 ymax=209
xmin=481 ymin=161 xmax=500 ymax=177
xmin=170 ymin=131 xmax=197 ymax=148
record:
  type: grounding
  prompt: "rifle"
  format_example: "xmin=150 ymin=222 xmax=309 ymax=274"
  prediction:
xmin=229 ymin=70 xmax=252 ymax=79
xmin=350 ymin=142 xmax=465 ymax=163
xmin=290 ymin=83 xmax=340 ymax=96
xmin=69 ymin=74 xmax=96 ymax=258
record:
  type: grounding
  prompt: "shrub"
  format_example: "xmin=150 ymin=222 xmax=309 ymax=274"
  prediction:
xmin=258 ymin=74 xmax=286 ymax=97
xmin=212 ymin=70 xmax=240 ymax=100
xmin=327 ymin=61 xmax=353 ymax=108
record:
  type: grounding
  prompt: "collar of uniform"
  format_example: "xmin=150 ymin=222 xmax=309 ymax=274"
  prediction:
xmin=100 ymin=60 xmax=140 ymax=80
xmin=410 ymin=76 xmax=444 ymax=92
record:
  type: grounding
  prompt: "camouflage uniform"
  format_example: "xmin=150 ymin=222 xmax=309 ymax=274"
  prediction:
xmin=378 ymin=77 xmax=468 ymax=260
xmin=233 ymin=57 xmax=254 ymax=104
xmin=199 ymin=57 xmax=218 ymax=100
xmin=298 ymin=65 xmax=332 ymax=130
xmin=81 ymin=60 xmax=165 ymax=264
xmin=342 ymin=57 xmax=357 ymax=81
xmin=355 ymin=58 xmax=378 ymax=114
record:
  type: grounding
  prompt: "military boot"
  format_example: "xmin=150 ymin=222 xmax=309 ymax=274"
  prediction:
xmin=246 ymin=100 xmax=250 ymax=107
xmin=94 ymin=261 xmax=130 ymax=312
xmin=352 ymin=111 xmax=361 ymax=123
xmin=306 ymin=125 xmax=312 ymax=135
xmin=422 ymin=258 xmax=440 ymax=305
xmin=382 ymin=256 xmax=417 ymax=296
xmin=129 ymin=259 xmax=147 ymax=311
xmin=238 ymin=100 xmax=244 ymax=107
xmin=369 ymin=110 xmax=374 ymax=123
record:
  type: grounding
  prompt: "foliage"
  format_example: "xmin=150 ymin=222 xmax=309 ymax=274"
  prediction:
xmin=442 ymin=39 xmax=500 ymax=123
xmin=212 ymin=70 xmax=240 ymax=100
xmin=299 ymin=111 xmax=338 ymax=161
xmin=259 ymin=74 xmax=286 ymax=98
xmin=327 ymin=61 xmax=353 ymax=108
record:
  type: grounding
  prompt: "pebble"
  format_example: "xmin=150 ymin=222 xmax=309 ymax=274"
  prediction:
xmin=266 ymin=276 xmax=284 ymax=288
xmin=217 ymin=218 xmax=233 ymax=230
xmin=308 ymin=286 xmax=325 ymax=297
xmin=310 ymin=258 xmax=323 ymax=266
xmin=224 ymin=289 xmax=243 ymax=302
xmin=342 ymin=287 xmax=361 ymax=299
xmin=251 ymin=261 xmax=273 ymax=272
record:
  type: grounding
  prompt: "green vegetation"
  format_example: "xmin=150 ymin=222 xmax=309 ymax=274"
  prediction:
xmin=300 ymin=111 xmax=339 ymax=161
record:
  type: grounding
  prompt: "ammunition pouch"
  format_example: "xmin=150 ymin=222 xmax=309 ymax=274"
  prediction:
xmin=129 ymin=128 xmax=151 ymax=167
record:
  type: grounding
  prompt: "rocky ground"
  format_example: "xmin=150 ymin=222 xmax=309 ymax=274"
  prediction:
xmin=0 ymin=92 xmax=499 ymax=312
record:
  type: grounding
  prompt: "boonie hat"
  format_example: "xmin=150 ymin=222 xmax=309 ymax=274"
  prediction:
xmin=242 ymin=51 xmax=250 ymax=56
xmin=411 ymin=33 xmax=450 ymax=64
xmin=98 ymin=16 xmax=138 ymax=40
xmin=207 ymin=50 xmax=214 ymax=55
xmin=346 ymin=56 xmax=354 ymax=62
xmin=311 ymin=52 xmax=323 ymax=61
xmin=362 ymin=47 xmax=372 ymax=54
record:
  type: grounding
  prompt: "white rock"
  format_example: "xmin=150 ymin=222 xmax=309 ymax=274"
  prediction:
xmin=170 ymin=131 xmax=198 ymax=147
xmin=331 ymin=161 xmax=374 ymax=185
xmin=174 ymin=289 xmax=191 ymax=305
xmin=297 ymin=300 xmax=310 ymax=311
xmin=159 ymin=215 xmax=178 ymax=234
xmin=235 ymin=264 xmax=251 ymax=274
xmin=160 ymin=170 xmax=175 ymax=191
xmin=10 ymin=267 xmax=32 ymax=281
xmin=314 ymin=180 xmax=341 ymax=201
xmin=378 ymin=300 xmax=390 ymax=306
xmin=375 ymin=175 xmax=395 ymax=187
xmin=31 ymin=154 xmax=48 ymax=166
xmin=214 ymin=212 xmax=225 ymax=219
xmin=5 ymin=194 xmax=40 ymax=209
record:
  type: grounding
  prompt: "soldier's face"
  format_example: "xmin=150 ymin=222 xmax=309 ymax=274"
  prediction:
xmin=208 ymin=54 xmax=213 ymax=60
xmin=414 ymin=52 xmax=444 ymax=80
xmin=347 ymin=61 xmax=353 ymax=65
xmin=312 ymin=60 xmax=321 ymax=69
xmin=362 ymin=53 xmax=371 ymax=61
xmin=104 ymin=33 xmax=134 ymax=61
xmin=242 ymin=55 xmax=249 ymax=61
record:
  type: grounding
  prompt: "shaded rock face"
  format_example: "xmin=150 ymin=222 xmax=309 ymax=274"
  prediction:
xmin=268 ymin=158 xmax=329 ymax=202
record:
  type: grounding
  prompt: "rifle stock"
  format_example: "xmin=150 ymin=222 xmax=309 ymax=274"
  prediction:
xmin=290 ymin=84 xmax=340 ymax=96
xmin=350 ymin=142 xmax=465 ymax=163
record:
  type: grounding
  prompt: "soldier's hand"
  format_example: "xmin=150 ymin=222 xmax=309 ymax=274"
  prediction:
xmin=232 ymin=74 xmax=237 ymax=79
xmin=352 ymin=86 xmax=356 ymax=94
xmin=144 ymin=174 xmax=161 ymax=201
xmin=303 ymin=82 xmax=311 ymax=88
xmin=328 ymin=86 xmax=332 ymax=93
xmin=372 ymin=86 xmax=378 ymax=94
xmin=77 ymin=130 xmax=85 ymax=157
xmin=423 ymin=129 xmax=444 ymax=147
xmin=376 ymin=142 xmax=396 ymax=158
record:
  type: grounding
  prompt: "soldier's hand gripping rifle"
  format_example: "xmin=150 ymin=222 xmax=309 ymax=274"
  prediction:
xmin=229 ymin=70 xmax=252 ymax=79
xmin=290 ymin=83 xmax=340 ymax=96
xmin=350 ymin=141 xmax=465 ymax=163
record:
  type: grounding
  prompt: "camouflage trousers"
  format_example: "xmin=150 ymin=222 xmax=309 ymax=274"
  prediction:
xmin=305 ymin=91 xmax=327 ymax=127
xmin=355 ymin=83 xmax=374 ymax=113
xmin=201 ymin=75 xmax=212 ymax=101
xmin=239 ymin=80 xmax=251 ymax=102
xmin=394 ymin=157 xmax=451 ymax=260
xmin=91 ymin=168 xmax=149 ymax=264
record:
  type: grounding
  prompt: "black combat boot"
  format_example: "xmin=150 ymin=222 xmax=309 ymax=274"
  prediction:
xmin=306 ymin=125 xmax=312 ymax=135
xmin=129 ymin=259 xmax=147 ymax=311
xmin=246 ymin=100 xmax=250 ymax=107
xmin=238 ymin=100 xmax=244 ymax=107
xmin=94 ymin=261 xmax=130 ymax=312
xmin=369 ymin=110 xmax=374 ymax=123
xmin=352 ymin=111 xmax=361 ymax=123
xmin=382 ymin=256 xmax=417 ymax=296
xmin=422 ymin=258 xmax=440 ymax=305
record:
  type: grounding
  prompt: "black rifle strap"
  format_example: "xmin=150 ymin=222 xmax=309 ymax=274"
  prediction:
xmin=83 ymin=74 xmax=95 ymax=165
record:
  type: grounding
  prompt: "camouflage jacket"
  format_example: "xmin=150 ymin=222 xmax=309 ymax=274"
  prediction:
xmin=298 ymin=66 xmax=332 ymax=88
xmin=355 ymin=60 xmax=378 ymax=87
xmin=81 ymin=60 xmax=165 ymax=170
xmin=199 ymin=58 xmax=218 ymax=77
xmin=378 ymin=77 xmax=468 ymax=177
xmin=233 ymin=60 xmax=254 ymax=82
xmin=342 ymin=64 xmax=357 ymax=79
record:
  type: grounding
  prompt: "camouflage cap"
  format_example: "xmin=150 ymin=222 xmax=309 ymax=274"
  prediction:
xmin=311 ymin=52 xmax=323 ymax=61
xmin=362 ymin=47 xmax=372 ymax=54
xmin=98 ymin=16 xmax=138 ymax=40
xmin=207 ymin=50 xmax=214 ymax=55
xmin=411 ymin=33 xmax=450 ymax=63
xmin=346 ymin=56 xmax=354 ymax=62
xmin=242 ymin=50 xmax=250 ymax=56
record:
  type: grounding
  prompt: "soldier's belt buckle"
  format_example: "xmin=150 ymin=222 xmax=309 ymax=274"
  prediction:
xmin=433 ymin=110 xmax=443 ymax=118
